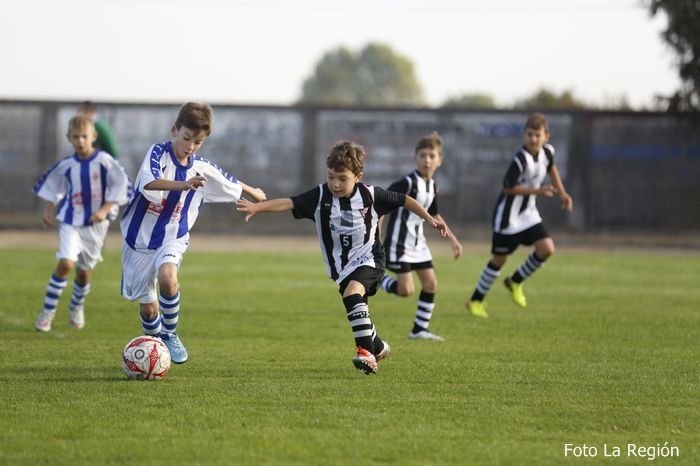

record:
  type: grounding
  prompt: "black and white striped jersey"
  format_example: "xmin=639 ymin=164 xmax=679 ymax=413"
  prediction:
xmin=383 ymin=171 xmax=439 ymax=264
xmin=492 ymin=144 xmax=555 ymax=235
xmin=291 ymin=183 xmax=406 ymax=283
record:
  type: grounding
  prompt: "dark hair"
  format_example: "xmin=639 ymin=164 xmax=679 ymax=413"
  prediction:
xmin=174 ymin=102 xmax=213 ymax=136
xmin=78 ymin=100 xmax=97 ymax=115
xmin=327 ymin=141 xmax=365 ymax=175
xmin=415 ymin=131 xmax=443 ymax=156
xmin=524 ymin=113 xmax=549 ymax=133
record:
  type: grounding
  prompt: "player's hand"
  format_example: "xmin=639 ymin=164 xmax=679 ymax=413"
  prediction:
xmin=89 ymin=210 xmax=108 ymax=223
xmin=184 ymin=176 xmax=206 ymax=190
xmin=432 ymin=217 xmax=448 ymax=238
xmin=560 ymin=193 xmax=573 ymax=211
xmin=235 ymin=198 xmax=258 ymax=222
xmin=248 ymin=187 xmax=267 ymax=202
xmin=42 ymin=206 xmax=55 ymax=227
xmin=41 ymin=212 xmax=54 ymax=228
xmin=452 ymin=240 xmax=463 ymax=260
xmin=538 ymin=184 xmax=555 ymax=197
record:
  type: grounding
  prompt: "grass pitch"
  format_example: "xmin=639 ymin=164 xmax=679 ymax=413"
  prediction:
xmin=0 ymin=241 xmax=698 ymax=465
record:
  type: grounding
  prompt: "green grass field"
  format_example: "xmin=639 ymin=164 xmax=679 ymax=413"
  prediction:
xmin=0 ymin=243 xmax=698 ymax=465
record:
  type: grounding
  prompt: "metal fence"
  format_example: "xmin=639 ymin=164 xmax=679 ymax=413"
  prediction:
xmin=1 ymin=100 xmax=699 ymax=233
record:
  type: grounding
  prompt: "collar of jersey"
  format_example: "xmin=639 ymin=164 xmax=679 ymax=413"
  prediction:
xmin=165 ymin=142 xmax=194 ymax=169
xmin=72 ymin=150 xmax=100 ymax=163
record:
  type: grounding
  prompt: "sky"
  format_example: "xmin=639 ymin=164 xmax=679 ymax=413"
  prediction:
xmin=2 ymin=0 xmax=681 ymax=109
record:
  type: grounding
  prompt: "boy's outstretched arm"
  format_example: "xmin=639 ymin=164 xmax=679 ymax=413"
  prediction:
xmin=145 ymin=176 xmax=206 ymax=191
xmin=238 ymin=181 xmax=267 ymax=202
xmin=403 ymin=196 xmax=448 ymax=238
xmin=435 ymin=213 xmax=463 ymax=259
xmin=236 ymin=197 xmax=293 ymax=222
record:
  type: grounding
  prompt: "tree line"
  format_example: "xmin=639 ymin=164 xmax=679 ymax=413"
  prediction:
xmin=299 ymin=1 xmax=698 ymax=112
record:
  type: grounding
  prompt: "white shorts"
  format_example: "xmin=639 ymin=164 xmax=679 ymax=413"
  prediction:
xmin=120 ymin=238 xmax=189 ymax=304
xmin=56 ymin=221 xmax=109 ymax=270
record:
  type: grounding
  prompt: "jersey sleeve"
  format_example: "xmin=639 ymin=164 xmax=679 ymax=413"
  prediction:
xmin=137 ymin=145 xmax=165 ymax=204
xmin=373 ymin=186 xmax=406 ymax=216
xmin=387 ymin=177 xmax=409 ymax=194
xmin=103 ymin=156 xmax=130 ymax=206
xmin=291 ymin=186 xmax=320 ymax=220
xmin=32 ymin=158 xmax=69 ymax=204
xmin=544 ymin=144 xmax=555 ymax=171
xmin=502 ymin=156 xmax=523 ymax=189
xmin=198 ymin=159 xmax=243 ymax=203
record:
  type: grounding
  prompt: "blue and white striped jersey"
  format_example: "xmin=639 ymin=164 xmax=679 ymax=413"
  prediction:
xmin=492 ymin=144 xmax=555 ymax=234
xmin=121 ymin=141 xmax=243 ymax=251
xmin=33 ymin=150 xmax=130 ymax=226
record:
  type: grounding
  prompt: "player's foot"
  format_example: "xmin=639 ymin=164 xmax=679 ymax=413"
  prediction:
xmin=352 ymin=347 xmax=377 ymax=375
xmin=504 ymin=277 xmax=527 ymax=308
xmin=69 ymin=306 xmax=85 ymax=329
xmin=35 ymin=310 xmax=55 ymax=332
xmin=408 ymin=330 xmax=445 ymax=341
xmin=376 ymin=341 xmax=391 ymax=362
xmin=159 ymin=332 xmax=188 ymax=364
xmin=466 ymin=300 xmax=488 ymax=318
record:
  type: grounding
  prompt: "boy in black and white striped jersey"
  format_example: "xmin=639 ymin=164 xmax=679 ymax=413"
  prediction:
xmin=379 ymin=132 xmax=462 ymax=341
xmin=237 ymin=141 xmax=448 ymax=374
xmin=466 ymin=113 xmax=573 ymax=318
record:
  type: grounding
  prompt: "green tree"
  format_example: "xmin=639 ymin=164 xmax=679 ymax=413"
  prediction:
xmin=300 ymin=43 xmax=425 ymax=106
xmin=514 ymin=87 xmax=587 ymax=110
xmin=441 ymin=93 xmax=496 ymax=109
xmin=646 ymin=0 xmax=700 ymax=111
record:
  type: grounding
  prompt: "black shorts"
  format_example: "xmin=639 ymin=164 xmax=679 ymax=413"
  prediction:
xmin=491 ymin=223 xmax=550 ymax=255
xmin=338 ymin=266 xmax=384 ymax=297
xmin=385 ymin=260 xmax=434 ymax=273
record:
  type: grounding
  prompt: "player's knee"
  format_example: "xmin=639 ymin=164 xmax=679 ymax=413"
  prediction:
xmin=538 ymin=243 xmax=555 ymax=260
xmin=140 ymin=303 xmax=158 ymax=320
xmin=396 ymin=283 xmax=414 ymax=297
xmin=423 ymin=279 xmax=437 ymax=294
xmin=75 ymin=268 xmax=90 ymax=285
xmin=55 ymin=259 xmax=74 ymax=277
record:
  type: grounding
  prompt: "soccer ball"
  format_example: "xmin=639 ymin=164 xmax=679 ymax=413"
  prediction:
xmin=121 ymin=335 xmax=171 ymax=380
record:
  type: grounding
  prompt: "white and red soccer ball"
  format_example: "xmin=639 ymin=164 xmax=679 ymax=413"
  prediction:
xmin=121 ymin=336 xmax=171 ymax=380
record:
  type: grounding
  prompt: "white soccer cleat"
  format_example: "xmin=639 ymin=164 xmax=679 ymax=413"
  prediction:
xmin=35 ymin=310 xmax=55 ymax=332
xmin=69 ymin=306 xmax=85 ymax=329
xmin=408 ymin=330 xmax=445 ymax=342
xmin=376 ymin=341 xmax=391 ymax=362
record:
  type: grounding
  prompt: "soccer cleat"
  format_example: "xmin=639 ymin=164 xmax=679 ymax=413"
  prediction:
xmin=352 ymin=347 xmax=377 ymax=374
xmin=35 ymin=310 xmax=55 ymax=332
xmin=159 ymin=332 xmax=188 ymax=364
xmin=375 ymin=341 xmax=391 ymax=362
xmin=408 ymin=330 xmax=445 ymax=341
xmin=466 ymin=300 xmax=488 ymax=319
xmin=504 ymin=277 xmax=527 ymax=308
xmin=69 ymin=306 xmax=85 ymax=329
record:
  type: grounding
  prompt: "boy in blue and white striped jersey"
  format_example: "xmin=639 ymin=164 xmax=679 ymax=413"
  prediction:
xmin=120 ymin=102 xmax=265 ymax=364
xmin=33 ymin=114 xmax=130 ymax=332
xmin=466 ymin=113 xmax=573 ymax=318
